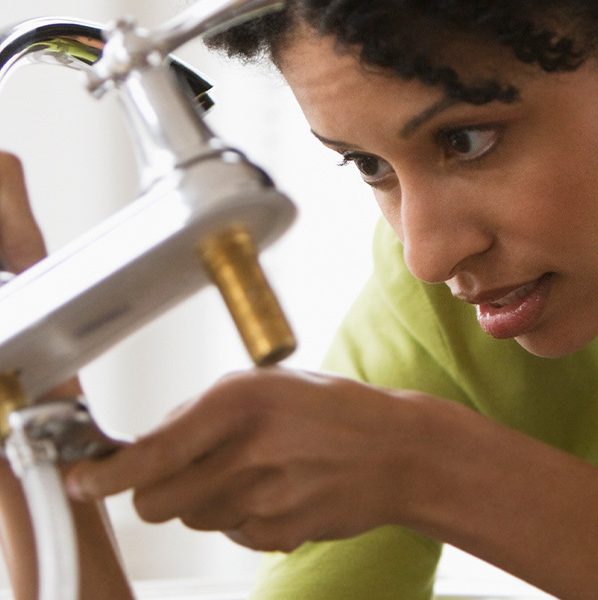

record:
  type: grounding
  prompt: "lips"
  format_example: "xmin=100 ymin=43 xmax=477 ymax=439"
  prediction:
xmin=469 ymin=273 xmax=554 ymax=339
xmin=486 ymin=280 xmax=540 ymax=308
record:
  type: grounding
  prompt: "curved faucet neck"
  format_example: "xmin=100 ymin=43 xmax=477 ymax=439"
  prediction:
xmin=0 ymin=18 xmax=103 ymax=85
xmin=0 ymin=17 xmax=213 ymax=108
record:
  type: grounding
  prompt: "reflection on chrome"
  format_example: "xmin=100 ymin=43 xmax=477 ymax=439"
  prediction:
xmin=0 ymin=17 xmax=214 ymax=110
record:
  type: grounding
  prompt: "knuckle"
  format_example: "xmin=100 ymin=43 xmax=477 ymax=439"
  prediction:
xmin=216 ymin=369 xmax=246 ymax=385
xmin=137 ymin=433 xmax=185 ymax=475
xmin=204 ymin=373 xmax=274 ymax=429
xmin=240 ymin=520 xmax=301 ymax=553
xmin=136 ymin=435 xmax=166 ymax=466
xmin=245 ymin=489 xmax=272 ymax=521
xmin=238 ymin=521 xmax=272 ymax=551
xmin=244 ymin=472 xmax=292 ymax=520
xmin=241 ymin=439 xmax=270 ymax=470
xmin=215 ymin=370 xmax=266 ymax=400
xmin=205 ymin=372 xmax=251 ymax=412
xmin=278 ymin=537 xmax=302 ymax=553
xmin=216 ymin=369 xmax=276 ymax=403
xmin=180 ymin=512 xmax=203 ymax=530
xmin=133 ymin=490 xmax=163 ymax=523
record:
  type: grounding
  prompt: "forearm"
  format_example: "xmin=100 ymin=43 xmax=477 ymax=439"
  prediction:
xmin=60 ymin=369 xmax=598 ymax=597
xmin=408 ymin=398 xmax=598 ymax=599
xmin=0 ymin=461 xmax=36 ymax=598
xmin=0 ymin=460 xmax=133 ymax=599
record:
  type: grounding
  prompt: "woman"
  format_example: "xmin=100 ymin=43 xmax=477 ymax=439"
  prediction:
xmin=48 ymin=1 xmax=598 ymax=598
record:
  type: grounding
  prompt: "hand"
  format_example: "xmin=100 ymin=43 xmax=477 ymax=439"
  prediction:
xmin=0 ymin=152 xmax=46 ymax=273
xmin=66 ymin=368 xmax=428 ymax=551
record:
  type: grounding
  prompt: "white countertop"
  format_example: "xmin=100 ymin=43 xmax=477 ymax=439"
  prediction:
xmin=0 ymin=577 xmax=556 ymax=599
xmin=133 ymin=576 xmax=556 ymax=599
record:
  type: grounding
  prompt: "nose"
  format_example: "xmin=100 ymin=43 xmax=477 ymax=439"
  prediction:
xmin=395 ymin=179 xmax=494 ymax=284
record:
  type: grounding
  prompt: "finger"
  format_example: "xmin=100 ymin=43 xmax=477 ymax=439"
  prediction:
xmin=223 ymin=497 xmax=338 ymax=552
xmin=224 ymin=514 xmax=307 ymax=553
xmin=65 ymin=435 xmax=191 ymax=501
xmin=0 ymin=153 xmax=46 ymax=272
xmin=131 ymin=437 xmax=249 ymax=523
xmin=180 ymin=499 xmax=243 ymax=532
xmin=41 ymin=377 xmax=83 ymax=399
xmin=65 ymin=384 xmax=253 ymax=500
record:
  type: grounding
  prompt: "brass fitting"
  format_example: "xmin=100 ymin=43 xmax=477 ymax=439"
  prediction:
xmin=198 ymin=226 xmax=296 ymax=366
xmin=0 ymin=372 xmax=28 ymax=440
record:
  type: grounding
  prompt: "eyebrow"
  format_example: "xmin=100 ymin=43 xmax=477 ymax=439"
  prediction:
xmin=310 ymin=130 xmax=363 ymax=150
xmin=310 ymin=96 xmax=460 ymax=149
xmin=400 ymin=96 xmax=459 ymax=138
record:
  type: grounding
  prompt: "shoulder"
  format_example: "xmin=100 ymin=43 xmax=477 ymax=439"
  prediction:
xmin=323 ymin=220 xmax=486 ymax=403
xmin=343 ymin=221 xmax=598 ymax=440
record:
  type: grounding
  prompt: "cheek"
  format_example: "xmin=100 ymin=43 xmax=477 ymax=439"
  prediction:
xmin=373 ymin=189 xmax=404 ymax=240
xmin=508 ymin=158 xmax=598 ymax=253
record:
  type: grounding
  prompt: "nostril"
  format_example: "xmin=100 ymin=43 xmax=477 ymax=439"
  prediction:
xmin=401 ymin=226 xmax=495 ymax=285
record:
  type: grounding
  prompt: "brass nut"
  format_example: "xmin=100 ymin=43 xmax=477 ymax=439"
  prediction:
xmin=0 ymin=372 xmax=28 ymax=440
xmin=198 ymin=227 xmax=296 ymax=366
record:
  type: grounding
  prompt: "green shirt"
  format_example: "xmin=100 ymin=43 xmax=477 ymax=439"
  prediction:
xmin=251 ymin=220 xmax=598 ymax=600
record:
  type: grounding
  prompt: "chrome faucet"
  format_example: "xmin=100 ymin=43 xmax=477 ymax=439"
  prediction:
xmin=0 ymin=0 xmax=295 ymax=410
xmin=0 ymin=4 xmax=295 ymax=598
xmin=0 ymin=16 xmax=214 ymax=112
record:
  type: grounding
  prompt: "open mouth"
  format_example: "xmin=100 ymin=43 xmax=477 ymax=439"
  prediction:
xmin=488 ymin=280 xmax=542 ymax=308
xmin=475 ymin=273 xmax=554 ymax=339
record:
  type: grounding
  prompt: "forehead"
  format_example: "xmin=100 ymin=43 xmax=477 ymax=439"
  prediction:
xmin=278 ymin=28 xmax=442 ymax=137
xmin=277 ymin=25 xmax=533 ymax=135
xmin=278 ymin=31 xmax=462 ymax=147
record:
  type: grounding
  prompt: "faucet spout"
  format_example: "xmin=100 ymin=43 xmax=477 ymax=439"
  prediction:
xmin=0 ymin=17 xmax=213 ymax=111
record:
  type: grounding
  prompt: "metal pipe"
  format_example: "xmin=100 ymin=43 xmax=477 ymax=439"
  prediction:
xmin=199 ymin=227 xmax=296 ymax=366
xmin=0 ymin=17 xmax=214 ymax=112
xmin=154 ymin=0 xmax=285 ymax=53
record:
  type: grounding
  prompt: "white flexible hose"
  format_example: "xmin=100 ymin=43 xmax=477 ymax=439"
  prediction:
xmin=21 ymin=461 xmax=79 ymax=600
xmin=6 ymin=430 xmax=79 ymax=600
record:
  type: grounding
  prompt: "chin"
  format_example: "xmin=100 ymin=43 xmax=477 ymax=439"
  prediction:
xmin=515 ymin=329 xmax=598 ymax=359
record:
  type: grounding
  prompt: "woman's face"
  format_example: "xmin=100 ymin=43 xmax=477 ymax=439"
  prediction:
xmin=278 ymin=26 xmax=598 ymax=358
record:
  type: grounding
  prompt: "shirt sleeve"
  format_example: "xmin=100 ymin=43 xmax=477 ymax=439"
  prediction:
xmin=250 ymin=525 xmax=441 ymax=600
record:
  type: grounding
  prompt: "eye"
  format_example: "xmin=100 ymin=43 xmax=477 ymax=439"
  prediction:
xmin=437 ymin=126 xmax=502 ymax=162
xmin=339 ymin=152 xmax=394 ymax=185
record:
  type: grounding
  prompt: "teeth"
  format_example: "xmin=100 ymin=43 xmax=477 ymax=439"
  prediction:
xmin=490 ymin=282 xmax=537 ymax=308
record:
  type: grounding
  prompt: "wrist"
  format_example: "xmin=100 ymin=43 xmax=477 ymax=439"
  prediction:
xmin=363 ymin=389 xmax=456 ymax=530
xmin=378 ymin=393 xmax=503 ymax=532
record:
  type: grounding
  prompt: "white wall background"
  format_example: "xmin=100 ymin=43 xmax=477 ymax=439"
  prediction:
xmin=0 ymin=1 xmax=543 ymax=596
xmin=0 ymin=0 xmax=378 ymax=588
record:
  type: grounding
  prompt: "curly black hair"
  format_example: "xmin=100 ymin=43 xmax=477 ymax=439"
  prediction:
xmin=207 ymin=0 xmax=598 ymax=105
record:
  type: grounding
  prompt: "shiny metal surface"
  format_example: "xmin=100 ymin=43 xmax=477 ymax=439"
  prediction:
xmin=0 ymin=1 xmax=296 ymax=403
xmin=87 ymin=0 xmax=283 ymax=93
xmin=154 ymin=0 xmax=285 ymax=52
xmin=0 ymin=17 xmax=214 ymax=111
xmin=0 ymin=372 xmax=28 ymax=440
xmin=0 ymin=159 xmax=295 ymax=400
xmin=7 ymin=399 xmax=123 ymax=463
xmin=199 ymin=226 xmax=296 ymax=366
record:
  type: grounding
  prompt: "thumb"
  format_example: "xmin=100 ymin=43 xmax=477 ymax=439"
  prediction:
xmin=0 ymin=153 xmax=46 ymax=273
xmin=0 ymin=153 xmax=81 ymax=398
